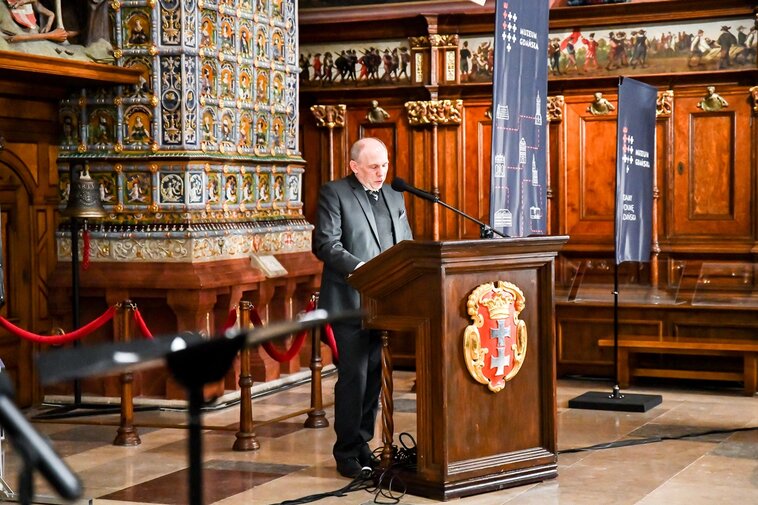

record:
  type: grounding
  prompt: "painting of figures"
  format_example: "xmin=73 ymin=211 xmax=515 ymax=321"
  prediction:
xmin=299 ymin=39 xmax=411 ymax=87
xmin=461 ymin=16 xmax=756 ymax=83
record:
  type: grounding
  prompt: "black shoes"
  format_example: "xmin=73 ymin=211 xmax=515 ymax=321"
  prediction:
xmin=358 ymin=444 xmax=379 ymax=468
xmin=336 ymin=457 xmax=365 ymax=478
xmin=336 ymin=444 xmax=379 ymax=478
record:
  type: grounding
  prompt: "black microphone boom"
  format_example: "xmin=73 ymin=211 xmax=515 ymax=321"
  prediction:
xmin=390 ymin=177 xmax=507 ymax=238
xmin=390 ymin=177 xmax=437 ymax=202
xmin=0 ymin=373 xmax=83 ymax=501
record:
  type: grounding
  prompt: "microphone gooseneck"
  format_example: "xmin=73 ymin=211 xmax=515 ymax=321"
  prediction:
xmin=390 ymin=177 xmax=437 ymax=202
xmin=390 ymin=177 xmax=507 ymax=238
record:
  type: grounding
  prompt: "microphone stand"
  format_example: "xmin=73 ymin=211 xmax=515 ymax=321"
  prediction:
xmin=427 ymin=195 xmax=508 ymax=239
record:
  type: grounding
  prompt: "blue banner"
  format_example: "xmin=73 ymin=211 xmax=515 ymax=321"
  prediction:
xmin=615 ymin=77 xmax=656 ymax=264
xmin=489 ymin=0 xmax=549 ymax=237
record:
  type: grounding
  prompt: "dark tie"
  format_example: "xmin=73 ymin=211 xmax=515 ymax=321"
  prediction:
xmin=366 ymin=189 xmax=379 ymax=201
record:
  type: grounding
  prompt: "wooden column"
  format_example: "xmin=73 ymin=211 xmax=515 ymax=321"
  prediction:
xmin=310 ymin=104 xmax=346 ymax=183
xmin=404 ymin=99 xmax=463 ymax=241
xmin=546 ymin=95 xmax=565 ymax=236
xmin=653 ymin=90 xmax=673 ymax=288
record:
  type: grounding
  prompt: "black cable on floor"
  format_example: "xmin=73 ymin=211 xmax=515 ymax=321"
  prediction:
xmin=269 ymin=470 xmax=373 ymax=505
xmin=268 ymin=433 xmax=419 ymax=505
xmin=559 ymin=425 xmax=758 ymax=454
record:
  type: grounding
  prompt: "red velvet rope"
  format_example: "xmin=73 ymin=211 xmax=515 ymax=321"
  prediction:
xmin=82 ymin=230 xmax=91 ymax=270
xmin=246 ymin=306 xmax=305 ymax=362
xmin=323 ymin=322 xmax=339 ymax=362
xmin=132 ymin=309 xmax=154 ymax=340
xmin=247 ymin=300 xmax=339 ymax=363
xmin=0 ymin=305 xmax=117 ymax=345
xmin=220 ymin=308 xmax=238 ymax=334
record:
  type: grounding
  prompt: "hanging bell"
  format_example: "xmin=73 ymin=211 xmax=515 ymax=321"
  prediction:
xmin=62 ymin=164 xmax=107 ymax=220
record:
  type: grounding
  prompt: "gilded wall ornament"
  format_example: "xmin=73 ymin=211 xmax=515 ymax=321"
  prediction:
xmin=748 ymin=85 xmax=758 ymax=113
xmin=311 ymin=104 xmax=346 ymax=128
xmin=409 ymin=36 xmax=430 ymax=48
xmin=405 ymin=99 xmax=463 ymax=126
xmin=697 ymin=86 xmax=728 ymax=111
xmin=429 ymin=34 xmax=459 ymax=47
xmin=656 ymin=90 xmax=673 ymax=117
xmin=547 ymin=95 xmax=564 ymax=123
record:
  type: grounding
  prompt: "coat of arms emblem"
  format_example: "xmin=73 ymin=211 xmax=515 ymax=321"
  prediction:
xmin=463 ymin=281 xmax=527 ymax=392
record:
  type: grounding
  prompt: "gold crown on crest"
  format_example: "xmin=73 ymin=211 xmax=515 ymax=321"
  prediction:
xmin=481 ymin=289 xmax=514 ymax=320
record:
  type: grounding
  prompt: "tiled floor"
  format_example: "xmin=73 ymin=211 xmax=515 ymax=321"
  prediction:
xmin=4 ymin=372 xmax=757 ymax=505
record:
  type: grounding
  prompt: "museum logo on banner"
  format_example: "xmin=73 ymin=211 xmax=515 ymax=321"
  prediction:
xmin=615 ymin=77 xmax=656 ymax=264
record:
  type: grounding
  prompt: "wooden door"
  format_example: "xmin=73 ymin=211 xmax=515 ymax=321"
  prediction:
xmin=669 ymin=86 xmax=754 ymax=244
xmin=0 ymin=163 xmax=34 ymax=406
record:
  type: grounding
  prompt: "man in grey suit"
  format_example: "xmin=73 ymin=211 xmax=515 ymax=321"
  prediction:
xmin=314 ymin=137 xmax=413 ymax=478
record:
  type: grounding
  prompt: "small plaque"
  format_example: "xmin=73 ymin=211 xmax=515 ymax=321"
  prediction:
xmin=251 ymin=254 xmax=287 ymax=278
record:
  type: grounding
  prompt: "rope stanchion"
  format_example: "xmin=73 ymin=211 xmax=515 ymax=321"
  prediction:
xmin=113 ymin=301 xmax=141 ymax=447
xmin=0 ymin=306 xmax=116 ymax=345
xmin=132 ymin=309 xmax=154 ymax=340
xmin=234 ymin=302 xmax=260 ymax=452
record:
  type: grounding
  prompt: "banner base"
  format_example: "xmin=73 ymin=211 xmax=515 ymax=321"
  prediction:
xmin=568 ymin=391 xmax=662 ymax=412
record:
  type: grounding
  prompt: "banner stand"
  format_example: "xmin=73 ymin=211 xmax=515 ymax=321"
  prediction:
xmin=568 ymin=264 xmax=662 ymax=412
xmin=569 ymin=77 xmax=662 ymax=413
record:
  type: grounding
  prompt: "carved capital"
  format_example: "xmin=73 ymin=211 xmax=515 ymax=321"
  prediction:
xmin=429 ymin=34 xmax=459 ymax=47
xmin=547 ymin=95 xmax=564 ymax=123
xmin=656 ymin=90 xmax=673 ymax=117
xmin=404 ymin=99 xmax=462 ymax=126
xmin=310 ymin=104 xmax=346 ymax=129
xmin=409 ymin=36 xmax=430 ymax=48
xmin=750 ymin=86 xmax=758 ymax=114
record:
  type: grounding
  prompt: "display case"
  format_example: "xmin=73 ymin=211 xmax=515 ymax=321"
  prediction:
xmin=556 ymin=259 xmax=758 ymax=394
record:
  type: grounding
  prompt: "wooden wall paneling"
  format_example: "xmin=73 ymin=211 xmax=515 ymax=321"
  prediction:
xmin=651 ymin=91 xmax=674 ymax=287
xmin=562 ymin=91 xmax=618 ymax=250
xmin=438 ymin=125 xmax=463 ymax=239
xmin=547 ymin=95 xmax=565 ymax=241
xmin=670 ymin=85 xmax=754 ymax=247
xmin=301 ymin=104 xmax=348 ymax=224
xmin=462 ymin=101 xmax=492 ymax=240
xmin=407 ymin=126 xmax=433 ymax=240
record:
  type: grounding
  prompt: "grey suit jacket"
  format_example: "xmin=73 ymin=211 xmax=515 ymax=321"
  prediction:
xmin=314 ymin=174 xmax=413 ymax=314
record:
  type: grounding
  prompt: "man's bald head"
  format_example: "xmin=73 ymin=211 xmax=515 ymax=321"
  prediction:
xmin=349 ymin=137 xmax=389 ymax=190
xmin=350 ymin=137 xmax=387 ymax=163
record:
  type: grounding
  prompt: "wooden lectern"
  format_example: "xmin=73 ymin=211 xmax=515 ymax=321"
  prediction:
xmin=349 ymin=237 xmax=568 ymax=501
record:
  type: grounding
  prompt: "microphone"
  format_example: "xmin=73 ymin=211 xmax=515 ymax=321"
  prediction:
xmin=0 ymin=373 xmax=82 ymax=500
xmin=390 ymin=177 xmax=437 ymax=202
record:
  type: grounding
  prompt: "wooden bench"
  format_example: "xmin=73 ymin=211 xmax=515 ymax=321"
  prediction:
xmin=597 ymin=339 xmax=758 ymax=396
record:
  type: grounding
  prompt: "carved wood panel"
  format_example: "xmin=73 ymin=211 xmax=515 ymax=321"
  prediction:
xmin=562 ymin=92 xmax=617 ymax=247
xmin=670 ymin=86 xmax=754 ymax=242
